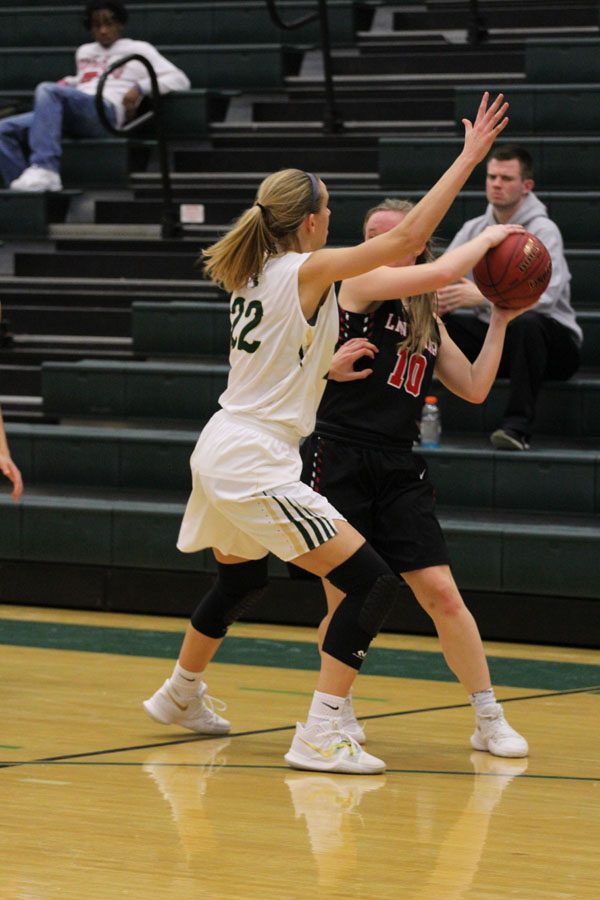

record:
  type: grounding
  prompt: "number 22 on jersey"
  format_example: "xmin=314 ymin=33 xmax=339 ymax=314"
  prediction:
xmin=230 ymin=297 xmax=263 ymax=353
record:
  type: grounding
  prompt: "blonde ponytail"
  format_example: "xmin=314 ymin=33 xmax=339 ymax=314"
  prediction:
xmin=203 ymin=169 xmax=322 ymax=292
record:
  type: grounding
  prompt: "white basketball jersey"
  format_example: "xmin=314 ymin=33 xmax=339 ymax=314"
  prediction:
xmin=219 ymin=252 xmax=338 ymax=438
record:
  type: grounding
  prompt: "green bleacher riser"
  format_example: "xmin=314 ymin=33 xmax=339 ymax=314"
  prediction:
xmin=0 ymin=2 xmax=358 ymax=47
xmin=0 ymin=190 xmax=77 ymax=238
xmin=0 ymin=493 xmax=210 ymax=572
xmin=0 ymin=89 xmax=222 ymax=139
xmin=7 ymin=421 xmax=600 ymax=515
xmin=455 ymin=86 xmax=600 ymax=134
xmin=40 ymin=358 xmax=600 ymax=434
xmin=327 ymin=191 xmax=600 ymax=247
xmin=5 ymin=424 xmax=196 ymax=491
xmin=0 ymin=45 xmax=291 ymax=91
xmin=41 ymin=359 xmax=228 ymax=420
xmin=440 ymin=514 xmax=600 ymax=598
xmin=60 ymin=139 xmax=152 ymax=187
xmin=132 ymin=301 xmax=230 ymax=355
xmin=132 ymin=301 xmax=599 ymax=364
xmin=432 ymin=377 xmax=600 ymax=438
xmin=379 ymin=138 xmax=600 ymax=190
xmin=424 ymin=448 xmax=599 ymax=515
xmin=578 ymin=311 xmax=600 ymax=367
xmin=1 ymin=493 xmax=598 ymax=598
xmin=131 ymin=295 xmax=599 ymax=360
xmin=567 ymin=251 xmax=600 ymax=308
xmin=526 ymin=40 xmax=600 ymax=83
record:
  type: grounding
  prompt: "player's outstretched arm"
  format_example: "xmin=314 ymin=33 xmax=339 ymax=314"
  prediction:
xmin=340 ymin=224 xmax=523 ymax=308
xmin=435 ymin=304 xmax=527 ymax=404
xmin=301 ymin=93 xmax=510 ymax=304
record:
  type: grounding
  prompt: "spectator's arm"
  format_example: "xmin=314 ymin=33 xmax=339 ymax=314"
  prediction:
xmin=134 ymin=44 xmax=191 ymax=95
xmin=437 ymin=221 xmax=492 ymax=314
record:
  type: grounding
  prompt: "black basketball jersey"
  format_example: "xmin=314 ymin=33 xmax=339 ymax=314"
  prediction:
xmin=315 ymin=300 xmax=439 ymax=448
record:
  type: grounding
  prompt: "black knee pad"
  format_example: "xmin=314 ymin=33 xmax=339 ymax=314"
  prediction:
xmin=190 ymin=557 xmax=269 ymax=639
xmin=323 ymin=543 xmax=401 ymax=670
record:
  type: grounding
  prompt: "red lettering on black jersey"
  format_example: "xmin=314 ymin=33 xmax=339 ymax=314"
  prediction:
xmin=387 ymin=349 xmax=427 ymax=397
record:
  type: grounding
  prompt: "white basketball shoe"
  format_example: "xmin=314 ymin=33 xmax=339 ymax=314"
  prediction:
xmin=143 ymin=679 xmax=231 ymax=734
xmin=470 ymin=703 xmax=529 ymax=757
xmin=341 ymin=695 xmax=366 ymax=744
xmin=285 ymin=720 xmax=385 ymax=774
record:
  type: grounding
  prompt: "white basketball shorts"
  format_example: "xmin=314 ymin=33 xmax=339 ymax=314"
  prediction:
xmin=177 ymin=410 xmax=345 ymax=561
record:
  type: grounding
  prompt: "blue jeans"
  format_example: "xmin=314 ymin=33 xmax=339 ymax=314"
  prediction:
xmin=0 ymin=81 xmax=117 ymax=185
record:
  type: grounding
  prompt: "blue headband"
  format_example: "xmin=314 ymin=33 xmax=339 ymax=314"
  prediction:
xmin=306 ymin=171 xmax=320 ymax=212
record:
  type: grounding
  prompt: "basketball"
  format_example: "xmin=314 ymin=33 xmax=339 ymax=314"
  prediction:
xmin=472 ymin=231 xmax=552 ymax=309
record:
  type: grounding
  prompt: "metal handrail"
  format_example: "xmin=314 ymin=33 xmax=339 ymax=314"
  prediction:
xmin=95 ymin=53 xmax=181 ymax=238
xmin=265 ymin=0 xmax=342 ymax=133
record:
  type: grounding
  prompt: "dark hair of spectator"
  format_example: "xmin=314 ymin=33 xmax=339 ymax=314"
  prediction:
xmin=84 ymin=1 xmax=128 ymax=29
xmin=488 ymin=144 xmax=534 ymax=180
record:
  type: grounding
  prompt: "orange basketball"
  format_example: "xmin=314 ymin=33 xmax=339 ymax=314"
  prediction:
xmin=473 ymin=231 xmax=552 ymax=310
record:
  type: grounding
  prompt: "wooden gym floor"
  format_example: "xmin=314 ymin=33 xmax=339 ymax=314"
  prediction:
xmin=1 ymin=604 xmax=599 ymax=899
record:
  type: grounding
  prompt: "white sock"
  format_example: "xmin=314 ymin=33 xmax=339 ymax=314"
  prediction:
xmin=307 ymin=690 xmax=346 ymax=725
xmin=168 ymin=661 xmax=204 ymax=702
xmin=470 ymin=688 xmax=498 ymax=716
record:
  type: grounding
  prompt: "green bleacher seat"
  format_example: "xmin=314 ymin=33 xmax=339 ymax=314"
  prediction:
xmin=379 ymin=137 xmax=600 ymax=190
xmin=425 ymin=447 xmax=597 ymax=515
xmin=526 ymin=40 xmax=600 ymax=83
xmin=0 ymin=44 xmax=290 ymax=91
xmin=578 ymin=311 xmax=600 ymax=366
xmin=8 ymin=421 xmax=599 ymax=515
xmin=61 ymin=138 xmax=151 ymax=187
xmin=0 ymin=189 xmax=78 ymax=238
xmin=42 ymin=359 xmax=228 ymax=420
xmin=132 ymin=301 xmax=229 ymax=355
xmin=326 ymin=190 xmax=600 ymax=247
xmin=5 ymin=424 xmax=196 ymax=490
xmin=0 ymin=2 xmax=358 ymax=47
xmin=2 ymin=491 xmax=598 ymax=598
xmin=433 ymin=376 xmax=600 ymax=438
xmin=455 ymin=86 xmax=600 ymax=134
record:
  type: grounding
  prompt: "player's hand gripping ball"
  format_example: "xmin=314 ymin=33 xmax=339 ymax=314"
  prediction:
xmin=473 ymin=231 xmax=552 ymax=309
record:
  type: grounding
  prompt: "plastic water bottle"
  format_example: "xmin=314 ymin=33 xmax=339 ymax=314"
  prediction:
xmin=420 ymin=395 xmax=441 ymax=448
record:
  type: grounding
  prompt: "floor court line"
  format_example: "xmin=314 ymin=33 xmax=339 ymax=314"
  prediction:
xmin=2 ymin=683 xmax=598 ymax=772
xmin=4 ymin=759 xmax=598 ymax=783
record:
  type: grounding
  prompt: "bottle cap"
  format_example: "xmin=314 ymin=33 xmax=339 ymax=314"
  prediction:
xmin=425 ymin=395 xmax=437 ymax=403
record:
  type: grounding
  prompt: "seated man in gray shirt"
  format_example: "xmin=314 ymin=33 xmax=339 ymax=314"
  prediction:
xmin=437 ymin=144 xmax=582 ymax=450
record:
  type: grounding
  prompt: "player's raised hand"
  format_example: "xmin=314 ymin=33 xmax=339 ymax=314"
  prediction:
xmin=461 ymin=92 xmax=509 ymax=164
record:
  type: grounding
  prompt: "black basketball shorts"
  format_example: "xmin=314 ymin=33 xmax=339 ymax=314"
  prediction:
xmin=300 ymin=433 xmax=450 ymax=575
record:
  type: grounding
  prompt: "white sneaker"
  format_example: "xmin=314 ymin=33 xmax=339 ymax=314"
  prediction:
xmin=10 ymin=165 xmax=62 ymax=192
xmin=143 ymin=679 xmax=231 ymax=734
xmin=341 ymin=695 xmax=366 ymax=744
xmin=470 ymin=704 xmax=529 ymax=758
xmin=285 ymin=720 xmax=385 ymax=774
